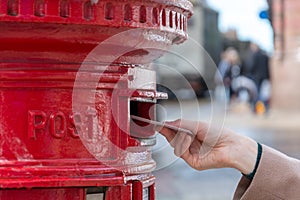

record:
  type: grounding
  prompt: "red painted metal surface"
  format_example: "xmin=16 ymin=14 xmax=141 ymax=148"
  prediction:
xmin=0 ymin=0 xmax=192 ymax=199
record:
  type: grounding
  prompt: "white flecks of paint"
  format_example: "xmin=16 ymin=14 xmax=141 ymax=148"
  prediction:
xmin=91 ymin=0 xmax=98 ymax=5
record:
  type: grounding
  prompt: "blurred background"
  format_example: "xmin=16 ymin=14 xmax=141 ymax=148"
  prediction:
xmin=152 ymin=0 xmax=300 ymax=199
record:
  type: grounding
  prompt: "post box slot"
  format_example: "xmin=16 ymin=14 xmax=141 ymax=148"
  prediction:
xmin=130 ymin=101 xmax=156 ymax=138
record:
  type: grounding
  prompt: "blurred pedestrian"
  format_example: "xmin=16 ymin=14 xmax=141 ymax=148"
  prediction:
xmin=214 ymin=47 xmax=241 ymax=104
xmin=244 ymin=43 xmax=271 ymax=114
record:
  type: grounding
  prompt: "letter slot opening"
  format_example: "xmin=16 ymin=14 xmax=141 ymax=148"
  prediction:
xmin=130 ymin=101 xmax=156 ymax=139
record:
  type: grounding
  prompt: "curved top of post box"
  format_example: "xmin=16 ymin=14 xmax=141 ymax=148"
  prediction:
xmin=0 ymin=0 xmax=193 ymax=64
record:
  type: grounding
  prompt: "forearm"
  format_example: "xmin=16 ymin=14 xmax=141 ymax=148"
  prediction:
xmin=229 ymin=135 xmax=258 ymax=175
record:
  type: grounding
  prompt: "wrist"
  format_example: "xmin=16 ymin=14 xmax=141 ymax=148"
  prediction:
xmin=230 ymin=136 xmax=258 ymax=174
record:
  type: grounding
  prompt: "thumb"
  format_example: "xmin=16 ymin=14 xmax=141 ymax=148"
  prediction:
xmin=156 ymin=124 xmax=176 ymax=144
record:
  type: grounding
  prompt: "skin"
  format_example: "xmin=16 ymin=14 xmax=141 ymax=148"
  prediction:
xmin=158 ymin=119 xmax=258 ymax=175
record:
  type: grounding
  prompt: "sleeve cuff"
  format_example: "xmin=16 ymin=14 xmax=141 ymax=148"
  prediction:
xmin=234 ymin=145 xmax=300 ymax=199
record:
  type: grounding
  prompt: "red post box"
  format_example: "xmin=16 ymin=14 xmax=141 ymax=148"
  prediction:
xmin=0 ymin=0 xmax=192 ymax=199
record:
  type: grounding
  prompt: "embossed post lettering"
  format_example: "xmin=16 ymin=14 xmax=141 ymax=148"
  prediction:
xmin=86 ymin=113 xmax=95 ymax=140
xmin=68 ymin=113 xmax=82 ymax=139
xmin=28 ymin=110 xmax=47 ymax=139
xmin=49 ymin=111 xmax=66 ymax=139
xmin=28 ymin=110 xmax=92 ymax=139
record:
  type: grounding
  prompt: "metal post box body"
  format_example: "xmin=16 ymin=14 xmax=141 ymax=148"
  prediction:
xmin=0 ymin=0 xmax=192 ymax=199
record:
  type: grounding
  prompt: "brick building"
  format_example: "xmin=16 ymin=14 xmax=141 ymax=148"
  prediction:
xmin=269 ymin=0 xmax=300 ymax=110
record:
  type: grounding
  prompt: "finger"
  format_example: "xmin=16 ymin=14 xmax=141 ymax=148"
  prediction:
xmin=172 ymin=132 xmax=185 ymax=155
xmin=174 ymin=132 xmax=193 ymax=157
xmin=189 ymin=140 xmax=202 ymax=154
xmin=157 ymin=125 xmax=176 ymax=143
xmin=179 ymin=135 xmax=194 ymax=160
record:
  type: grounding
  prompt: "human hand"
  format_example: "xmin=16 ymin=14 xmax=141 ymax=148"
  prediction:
xmin=158 ymin=119 xmax=258 ymax=174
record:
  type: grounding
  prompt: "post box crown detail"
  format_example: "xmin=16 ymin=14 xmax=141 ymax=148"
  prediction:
xmin=1 ymin=0 xmax=192 ymax=40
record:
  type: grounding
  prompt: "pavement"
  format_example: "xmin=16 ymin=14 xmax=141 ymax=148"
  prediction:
xmin=153 ymin=99 xmax=300 ymax=200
